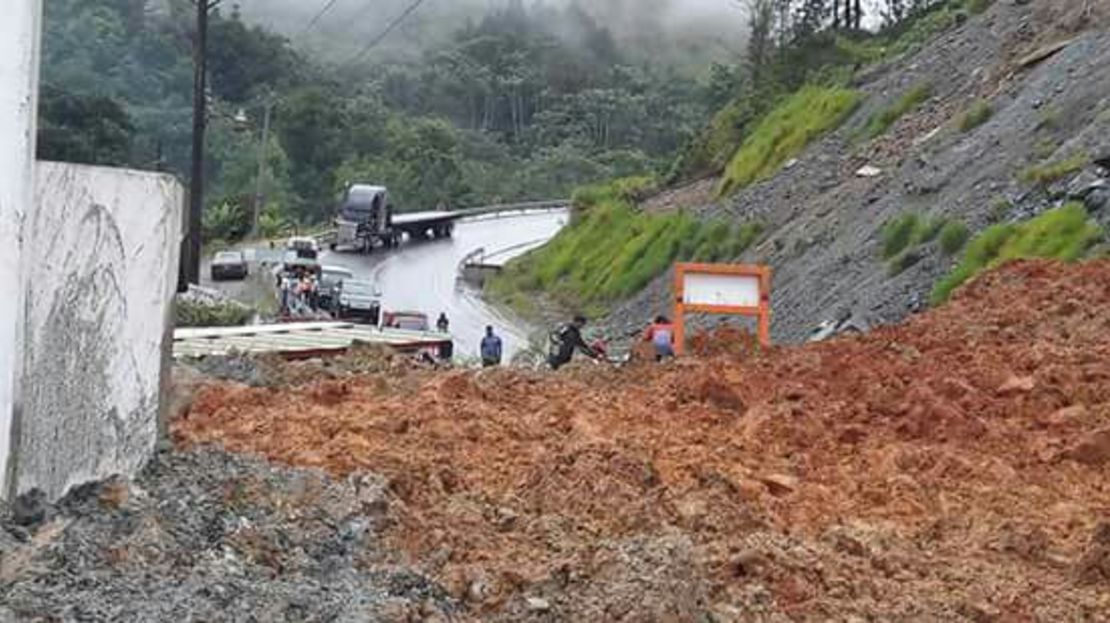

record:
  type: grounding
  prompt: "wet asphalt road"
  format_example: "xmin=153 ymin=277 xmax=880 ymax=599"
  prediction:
xmin=319 ymin=210 xmax=567 ymax=361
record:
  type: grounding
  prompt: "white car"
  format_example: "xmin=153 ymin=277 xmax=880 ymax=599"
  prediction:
xmin=336 ymin=279 xmax=382 ymax=325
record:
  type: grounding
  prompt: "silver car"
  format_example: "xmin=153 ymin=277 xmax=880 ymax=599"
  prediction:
xmin=336 ymin=279 xmax=381 ymax=325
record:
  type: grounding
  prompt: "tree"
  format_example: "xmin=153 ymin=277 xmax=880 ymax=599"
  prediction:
xmin=37 ymin=85 xmax=135 ymax=166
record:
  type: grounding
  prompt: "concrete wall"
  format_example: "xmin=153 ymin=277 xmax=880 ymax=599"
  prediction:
xmin=0 ymin=1 xmax=42 ymax=495
xmin=11 ymin=163 xmax=183 ymax=499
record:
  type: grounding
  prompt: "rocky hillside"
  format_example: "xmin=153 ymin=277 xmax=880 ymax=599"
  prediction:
xmin=610 ymin=0 xmax=1110 ymax=342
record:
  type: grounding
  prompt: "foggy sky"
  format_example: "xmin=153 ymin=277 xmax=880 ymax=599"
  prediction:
xmin=233 ymin=0 xmax=750 ymax=66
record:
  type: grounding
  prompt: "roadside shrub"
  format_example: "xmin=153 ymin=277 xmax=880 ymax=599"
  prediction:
xmin=492 ymin=185 xmax=765 ymax=313
xmin=1019 ymin=152 xmax=1089 ymax=186
xmin=938 ymin=220 xmax=970 ymax=255
xmin=861 ymin=82 xmax=932 ymax=140
xmin=957 ymin=100 xmax=993 ymax=133
xmin=719 ymin=86 xmax=861 ymax=196
xmin=176 ymin=299 xmax=254 ymax=328
xmin=572 ymin=176 xmax=657 ymax=210
xmin=930 ymin=203 xmax=1102 ymax=304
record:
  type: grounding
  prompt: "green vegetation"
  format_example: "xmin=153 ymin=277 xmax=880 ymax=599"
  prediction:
xmin=966 ymin=0 xmax=994 ymax=15
xmin=42 ymin=0 xmax=713 ymax=244
xmin=176 ymin=299 xmax=255 ymax=328
xmin=957 ymin=99 xmax=993 ymax=133
xmin=860 ymin=82 xmax=933 ymax=140
xmin=883 ymin=212 xmax=968 ymax=275
xmin=1019 ymin=153 xmax=1089 ymax=186
xmin=938 ymin=220 xmax=971 ymax=256
xmin=882 ymin=213 xmax=945 ymax=259
xmin=718 ymin=86 xmax=860 ymax=196
xmin=990 ymin=197 xmax=1014 ymax=222
xmin=489 ymin=179 xmax=764 ymax=314
xmin=930 ymin=203 xmax=1103 ymax=304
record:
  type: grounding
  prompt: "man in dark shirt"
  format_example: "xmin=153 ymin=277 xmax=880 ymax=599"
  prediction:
xmin=480 ymin=326 xmax=503 ymax=367
xmin=547 ymin=315 xmax=598 ymax=370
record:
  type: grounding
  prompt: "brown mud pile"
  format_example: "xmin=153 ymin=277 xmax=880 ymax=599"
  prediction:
xmin=175 ymin=260 xmax=1110 ymax=621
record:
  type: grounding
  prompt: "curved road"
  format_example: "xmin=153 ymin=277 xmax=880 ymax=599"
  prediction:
xmin=321 ymin=210 xmax=568 ymax=360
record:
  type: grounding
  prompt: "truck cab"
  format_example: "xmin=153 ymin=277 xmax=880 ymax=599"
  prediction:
xmin=335 ymin=184 xmax=395 ymax=252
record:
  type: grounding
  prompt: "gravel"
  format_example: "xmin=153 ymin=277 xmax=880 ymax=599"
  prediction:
xmin=0 ymin=448 xmax=459 ymax=622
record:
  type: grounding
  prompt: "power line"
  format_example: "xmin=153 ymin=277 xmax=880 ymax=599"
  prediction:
xmin=344 ymin=0 xmax=430 ymax=66
xmin=298 ymin=0 xmax=344 ymax=40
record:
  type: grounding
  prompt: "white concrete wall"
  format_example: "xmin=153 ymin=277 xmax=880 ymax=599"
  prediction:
xmin=0 ymin=1 xmax=42 ymax=495
xmin=14 ymin=163 xmax=183 ymax=499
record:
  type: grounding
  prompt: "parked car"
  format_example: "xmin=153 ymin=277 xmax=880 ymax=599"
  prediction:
xmin=210 ymin=250 xmax=248 ymax=281
xmin=380 ymin=310 xmax=430 ymax=332
xmin=318 ymin=265 xmax=354 ymax=311
xmin=336 ymin=279 xmax=381 ymax=324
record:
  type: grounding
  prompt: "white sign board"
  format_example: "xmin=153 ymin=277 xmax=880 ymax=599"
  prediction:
xmin=682 ymin=272 xmax=762 ymax=308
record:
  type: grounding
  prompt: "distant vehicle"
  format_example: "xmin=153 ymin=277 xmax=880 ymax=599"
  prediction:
xmin=282 ymin=249 xmax=322 ymax=277
xmin=318 ymin=265 xmax=354 ymax=311
xmin=335 ymin=185 xmax=398 ymax=252
xmin=380 ymin=310 xmax=430 ymax=332
xmin=336 ymin=279 xmax=381 ymax=325
xmin=210 ymin=250 xmax=248 ymax=281
xmin=286 ymin=236 xmax=319 ymax=258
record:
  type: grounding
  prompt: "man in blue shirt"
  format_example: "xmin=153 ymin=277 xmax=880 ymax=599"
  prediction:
xmin=480 ymin=325 xmax=503 ymax=367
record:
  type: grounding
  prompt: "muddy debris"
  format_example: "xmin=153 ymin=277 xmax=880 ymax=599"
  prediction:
xmin=169 ymin=260 xmax=1110 ymax=620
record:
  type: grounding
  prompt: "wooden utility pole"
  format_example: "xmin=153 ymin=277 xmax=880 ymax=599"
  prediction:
xmin=179 ymin=0 xmax=220 ymax=291
xmin=251 ymin=100 xmax=273 ymax=239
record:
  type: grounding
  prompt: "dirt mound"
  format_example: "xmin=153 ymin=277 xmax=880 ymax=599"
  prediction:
xmin=174 ymin=260 xmax=1110 ymax=620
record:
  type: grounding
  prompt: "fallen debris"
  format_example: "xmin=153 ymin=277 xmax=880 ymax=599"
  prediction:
xmin=169 ymin=259 xmax=1110 ymax=620
xmin=0 ymin=449 xmax=459 ymax=621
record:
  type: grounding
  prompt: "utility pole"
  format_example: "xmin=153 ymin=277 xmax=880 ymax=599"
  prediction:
xmin=251 ymin=100 xmax=273 ymax=239
xmin=179 ymin=0 xmax=220 ymax=291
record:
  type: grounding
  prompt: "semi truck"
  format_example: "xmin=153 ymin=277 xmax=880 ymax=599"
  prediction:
xmin=333 ymin=183 xmax=457 ymax=253
xmin=334 ymin=184 xmax=399 ymax=252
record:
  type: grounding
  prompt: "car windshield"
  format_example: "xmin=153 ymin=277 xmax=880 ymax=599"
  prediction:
xmin=215 ymin=252 xmax=241 ymax=262
xmin=342 ymin=281 xmax=376 ymax=295
xmin=322 ymin=270 xmax=353 ymax=286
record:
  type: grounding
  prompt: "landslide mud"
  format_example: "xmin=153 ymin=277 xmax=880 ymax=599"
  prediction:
xmin=175 ymin=260 xmax=1110 ymax=621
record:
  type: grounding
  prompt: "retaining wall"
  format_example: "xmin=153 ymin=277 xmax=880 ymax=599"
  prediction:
xmin=5 ymin=163 xmax=183 ymax=500
xmin=0 ymin=1 xmax=42 ymax=495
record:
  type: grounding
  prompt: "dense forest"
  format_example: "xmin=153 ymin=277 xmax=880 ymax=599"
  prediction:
xmin=38 ymin=0 xmax=744 ymax=242
xmin=38 ymin=0 xmax=968 ymax=244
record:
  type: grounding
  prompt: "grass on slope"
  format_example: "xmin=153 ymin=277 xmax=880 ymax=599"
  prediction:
xmin=930 ymin=203 xmax=1103 ymax=305
xmin=489 ymin=178 xmax=764 ymax=315
xmin=860 ymin=82 xmax=932 ymax=141
xmin=718 ymin=86 xmax=860 ymax=197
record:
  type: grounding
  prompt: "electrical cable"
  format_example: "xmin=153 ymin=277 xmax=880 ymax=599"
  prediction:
xmin=344 ymin=0 xmax=429 ymax=65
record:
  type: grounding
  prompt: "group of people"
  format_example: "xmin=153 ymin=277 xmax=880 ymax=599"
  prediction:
xmin=545 ymin=314 xmax=676 ymax=370
xmin=278 ymin=271 xmax=321 ymax=316
xmin=432 ymin=312 xmax=505 ymax=368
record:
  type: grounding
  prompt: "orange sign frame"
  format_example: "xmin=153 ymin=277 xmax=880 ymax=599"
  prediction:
xmin=673 ymin=262 xmax=772 ymax=355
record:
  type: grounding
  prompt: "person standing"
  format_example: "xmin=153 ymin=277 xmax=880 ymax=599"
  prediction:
xmin=643 ymin=315 xmax=676 ymax=361
xmin=436 ymin=312 xmax=450 ymax=333
xmin=480 ymin=326 xmax=503 ymax=367
xmin=279 ymin=274 xmax=292 ymax=315
xmin=547 ymin=315 xmax=598 ymax=370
